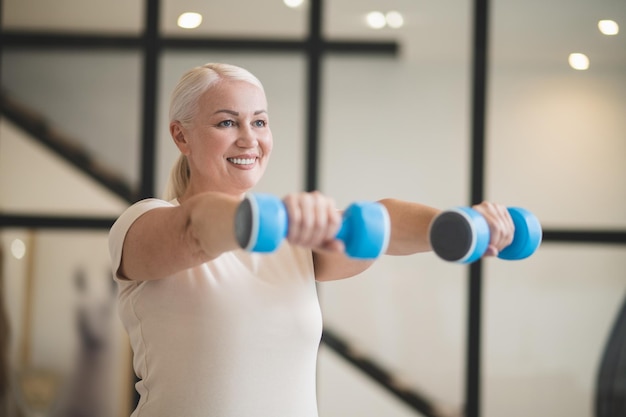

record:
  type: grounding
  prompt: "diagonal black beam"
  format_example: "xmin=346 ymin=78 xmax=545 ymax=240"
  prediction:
xmin=0 ymin=93 xmax=137 ymax=203
xmin=322 ymin=328 xmax=450 ymax=417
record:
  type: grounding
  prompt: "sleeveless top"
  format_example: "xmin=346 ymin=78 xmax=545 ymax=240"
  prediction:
xmin=108 ymin=198 xmax=322 ymax=417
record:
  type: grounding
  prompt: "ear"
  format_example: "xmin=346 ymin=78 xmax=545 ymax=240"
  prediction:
xmin=170 ymin=121 xmax=190 ymax=155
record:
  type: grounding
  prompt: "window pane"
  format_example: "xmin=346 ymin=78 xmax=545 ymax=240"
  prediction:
xmin=487 ymin=1 xmax=626 ymax=229
xmin=160 ymin=0 xmax=307 ymax=38
xmin=319 ymin=0 xmax=472 ymax=411
xmin=1 ymin=229 xmax=132 ymax=417
xmin=1 ymin=49 xmax=142 ymax=213
xmin=484 ymin=244 xmax=626 ymax=417
xmin=2 ymin=0 xmax=143 ymax=34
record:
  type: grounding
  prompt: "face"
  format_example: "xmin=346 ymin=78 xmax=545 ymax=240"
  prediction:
xmin=172 ymin=79 xmax=273 ymax=197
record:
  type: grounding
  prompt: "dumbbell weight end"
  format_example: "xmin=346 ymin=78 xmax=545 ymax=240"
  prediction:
xmin=235 ymin=193 xmax=287 ymax=253
xmin=429 ymin=206 xmax=542 ymax=263
xmin=429 ymin=207 xmax=491 ymax=264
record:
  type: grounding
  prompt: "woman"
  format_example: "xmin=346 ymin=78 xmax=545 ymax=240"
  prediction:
xmin=109 ymin=62 xmax=513 ymax=417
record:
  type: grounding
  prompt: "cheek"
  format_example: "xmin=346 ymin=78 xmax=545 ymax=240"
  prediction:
xmin=262 ymin=134 xmax=274 ymax=156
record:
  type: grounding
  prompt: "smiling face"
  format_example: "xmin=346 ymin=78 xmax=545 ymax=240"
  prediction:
xmin=171 ymin=79 xmax=273 ymax=198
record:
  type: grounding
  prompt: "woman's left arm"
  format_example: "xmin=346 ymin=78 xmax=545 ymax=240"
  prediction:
xmin=313 ymin=198 xmax=514 ymax=282
xmin=313 ymin=198 xmax=440 ymax=281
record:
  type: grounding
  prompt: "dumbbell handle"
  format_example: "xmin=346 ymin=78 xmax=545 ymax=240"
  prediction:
xmin=234 ymin=193 xmax=390 ymax=259
xmin=429 ymin=206 xmax=542 ymax=263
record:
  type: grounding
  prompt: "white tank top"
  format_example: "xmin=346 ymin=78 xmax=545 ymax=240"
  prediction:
xmin=109 ymin=199 xmax=322 ymax=417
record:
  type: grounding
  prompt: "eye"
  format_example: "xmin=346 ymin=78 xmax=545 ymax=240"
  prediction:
xmin=253 ymin=119 xmax=267 ymax=128
xmin=218 ymin=119 xmax=235 ymax=128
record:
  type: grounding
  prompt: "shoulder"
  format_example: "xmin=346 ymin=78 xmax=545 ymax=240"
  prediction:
xmin=108 ymin=198 xmax=175 ymax=270
xmin=110 ymin=198 xmax=175 ymax=235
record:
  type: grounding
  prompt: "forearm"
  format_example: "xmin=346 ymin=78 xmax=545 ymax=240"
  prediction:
xmin=184 ymin=192 xmax=242 ymax=259
xmin=378 ymin=198 xmax=441 ymax=256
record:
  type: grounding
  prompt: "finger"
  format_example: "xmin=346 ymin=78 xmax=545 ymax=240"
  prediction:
xmin=296 ymin=193 xmax=317 ymax=245
xmin=484 ymin=245 xmax=499 ymax=257
xmin=283 ymin=193 xmax=306 ymax=244
xmin=473 ymin=202 xmax=513 ymax=252
xmin=318 ymin=239 xmax=345 ymax=254
xmin=308 ymin=192 xmax=330 ymax=247
xmin=308 ymin=193 xmax=343 ymax=249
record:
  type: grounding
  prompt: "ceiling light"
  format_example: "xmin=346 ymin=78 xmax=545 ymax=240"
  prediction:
xmin=568 ymin=53 xmax=589 ymax=70
xmin=284 ymin=0 xmax=304 ymax=8
xmin=177 ymin=12 xmax=202 ymax=29
xmin=11 ymin=239 xmax=26 ymax=260
xmin=386 ymin=11 xmax=404 ymax=29
xmin=598 ymin=20 xmax=619 ymax=35
xmin=366 ymin=11 xmax=387 ymax=29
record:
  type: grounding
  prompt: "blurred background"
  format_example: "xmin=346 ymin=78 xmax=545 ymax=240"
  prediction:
xmin=1 ymin=0 xmax=625 ymax=416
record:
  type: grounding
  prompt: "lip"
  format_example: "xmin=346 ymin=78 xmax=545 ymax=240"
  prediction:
xmin=226 ymin=154 xmax=259 ymax=169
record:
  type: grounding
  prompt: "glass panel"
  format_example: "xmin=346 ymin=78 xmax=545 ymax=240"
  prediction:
xmin=160 ymin=0 xmax=307 ymax=39
xmin=1 ymin=229 xmax=132 ymax=417
xmin=319 ymin=0 xmax=472 ymax=411
xmin=2 ymin=0 xmax=144 ymax=34
xmin=1 ymin=50 xmax=143 ymax=208
xmin=488 ymin=1 xmax=626 ymax=229
xmin=324 ymin=0 xmax=470 ymax=64
xmin=484 ymin=244 xmax=626 ymax=417
xmin=157 ymin=52 xmax=307 ymax=198
xmin=0 ymin=118 xmax=129 ymax=217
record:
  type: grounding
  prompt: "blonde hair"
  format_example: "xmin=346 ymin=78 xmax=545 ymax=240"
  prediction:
xmin=163 ymin=63 xmax=264 ymax=200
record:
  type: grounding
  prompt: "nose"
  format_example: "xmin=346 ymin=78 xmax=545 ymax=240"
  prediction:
xmin=236 ymin=124 xmax=258 ymax=148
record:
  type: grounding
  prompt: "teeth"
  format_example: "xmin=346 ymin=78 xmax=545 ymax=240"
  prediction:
xmin=228 ymin=158 xmax=256 ymax=165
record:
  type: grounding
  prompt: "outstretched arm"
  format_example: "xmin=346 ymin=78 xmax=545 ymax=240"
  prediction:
xmin=313 ymin=198 xmax=440 ymax=281
xmin=313 ymin=198 xmax=514 ymax=281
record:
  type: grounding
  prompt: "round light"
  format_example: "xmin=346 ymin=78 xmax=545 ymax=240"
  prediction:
xmin=366 ymin=11 xmax=387 ymax=29
xmin=11 ymin=239 xmax=26 ymax=260
xmin=284 ymin=0 xmax=304 ymax=8
xmin=177 ymin=12 xmax=203 ymax=29
xmin=568 ymin=53 xmax=590 ymax=70
xmin=386 ymin=11 xmax=404 ymax=29
xmin=598 ymin=20 xmax=619 ymax=36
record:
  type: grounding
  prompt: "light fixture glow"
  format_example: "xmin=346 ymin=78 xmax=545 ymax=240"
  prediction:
xmin=177 ymin=12 xmax=203 ymax=29
xmin=386 ymin=11 xmax=404 ymax=29
xmin=568 ymin=53 xmax=590 ymax=70
xmin=598 ymin=20 xmax=619 ymax=35
xmin=366 ymin=11 xmax=387 ymax=29
xmin=11 ymin=239 xmax=26 ymax=260
xmin=284 ymin=0 xmax=304 ymax=8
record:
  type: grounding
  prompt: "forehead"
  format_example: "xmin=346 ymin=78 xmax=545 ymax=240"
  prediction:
xmin=199 ymin=79 xmax=267 ymax=111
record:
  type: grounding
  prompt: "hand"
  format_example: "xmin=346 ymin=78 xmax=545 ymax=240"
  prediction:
xmin=282 ymin=191 xmax=344 ymax=253
xmin=472 ymin=201 xmax=515 ymax=257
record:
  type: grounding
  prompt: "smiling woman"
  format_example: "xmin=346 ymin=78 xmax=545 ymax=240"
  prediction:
xmin=164 ymin=63 xmax=269 ymax=200
xmin=169 ymin=78 xmax=272 ymax=197
xmin=106 ymin=61 xmax=513 ymax=417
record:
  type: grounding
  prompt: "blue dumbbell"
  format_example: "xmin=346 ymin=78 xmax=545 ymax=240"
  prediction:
xmin=234 ymin=193 xmax=391 ymax=259
xmin=429 ymin=206 xmax=542 ymax=263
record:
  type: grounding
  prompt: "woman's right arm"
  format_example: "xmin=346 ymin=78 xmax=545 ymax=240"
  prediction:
xmin=115 ymin=192 xmax=242 ymax=281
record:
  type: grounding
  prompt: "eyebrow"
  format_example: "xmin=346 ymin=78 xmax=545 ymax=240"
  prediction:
xmin=213 ymin=109 xmax=267 ymax=116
